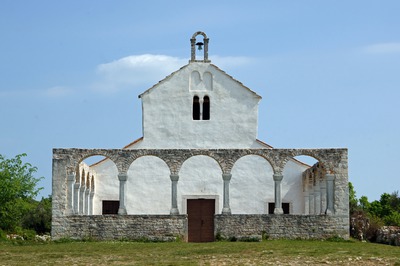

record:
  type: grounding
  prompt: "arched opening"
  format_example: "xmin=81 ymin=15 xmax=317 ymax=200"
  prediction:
xmin=179 ymin=155 xmax=222 ymax=242
xmin=79 ymin=155 xmax=118 ymax=215
xmin=126 ymin=156 xmax=171 ymax=214
xmin=203 ymin=96 xmax=210 ymax=120
xmin=192 ymin=96 xmax=200 ymax=120
xmin=231 ymin=155 xmax=274 ymax=214
xmin=284 ymin=155 xmax=323 ymax=215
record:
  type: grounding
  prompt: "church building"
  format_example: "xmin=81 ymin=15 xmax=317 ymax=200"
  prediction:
xmin=52 ymin=32 xmax=349 ymax=242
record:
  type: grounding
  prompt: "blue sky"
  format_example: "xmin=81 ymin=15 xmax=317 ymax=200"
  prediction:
xmin=1 ymin=1 xmax=399 ymax=201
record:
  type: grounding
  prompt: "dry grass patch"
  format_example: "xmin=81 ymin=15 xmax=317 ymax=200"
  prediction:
xmin=1 ymin=239 xmax=400 ymax=265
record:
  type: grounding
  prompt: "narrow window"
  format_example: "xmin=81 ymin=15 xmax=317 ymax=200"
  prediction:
xmin=268 ymin=202 xmax=290 ymax=214
xmin=193 ymin=96 xmax=200 ymax=120
xmin=203 ymin=96 xmax=210 ymax=120
xmin=102 ymin=200 xmax=119 ymax=214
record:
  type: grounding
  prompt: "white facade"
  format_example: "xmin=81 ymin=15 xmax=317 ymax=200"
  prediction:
xmin=85 ymin=34 xmax=311 ymax=216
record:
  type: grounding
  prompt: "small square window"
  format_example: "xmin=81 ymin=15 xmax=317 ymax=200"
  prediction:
xmin=268 ymin=202 xmax=290 ymax=214
xmin=102 ymin=200 xmax=119 ymax=214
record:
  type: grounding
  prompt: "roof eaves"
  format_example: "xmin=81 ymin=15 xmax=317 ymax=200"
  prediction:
xmin=210 ymin=63 xmax=262 ymax=99
xmin=138 ymin=64 xmax=190 ymax=99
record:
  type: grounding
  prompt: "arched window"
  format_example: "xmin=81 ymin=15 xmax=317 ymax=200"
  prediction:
xmin=193 ymin=96 xmax=200 ymax=120
xmin=203 ymin=96 xmax=210 ymax=120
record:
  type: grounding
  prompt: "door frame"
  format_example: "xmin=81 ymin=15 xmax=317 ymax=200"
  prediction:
xmin=182 ymin=195 xmax=219 ymax=215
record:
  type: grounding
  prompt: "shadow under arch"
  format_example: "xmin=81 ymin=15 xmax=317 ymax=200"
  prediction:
xmin=126 ymin=155 xmax=171 ymax=214
xmin=231 ymin=154 xmax=274 ymax=214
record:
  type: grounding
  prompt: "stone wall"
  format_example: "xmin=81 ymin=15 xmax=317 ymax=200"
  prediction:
xmin=52 ymin=215 xmax=187 ymax=241
xmin=215 ymin=214 xmax=349 ymax=240
xmin=376 ymin=226 xmax=400 ymax=246
xmin=52 ymin=214 xmax=349 ymax=241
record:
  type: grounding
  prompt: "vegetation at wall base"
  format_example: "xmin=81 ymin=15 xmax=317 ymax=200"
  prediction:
xmin=349 ymin=182 xmax=400 ymax=242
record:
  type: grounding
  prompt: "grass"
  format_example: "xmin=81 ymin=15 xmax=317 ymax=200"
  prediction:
xmin=1 ymin=239 xmax=400 ymax=265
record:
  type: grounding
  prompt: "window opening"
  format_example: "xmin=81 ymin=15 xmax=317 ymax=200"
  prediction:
xmin=102 ymin=200 xmax=119 ymax=214
xmin=193 ymin=96 xmax=200 ymax=120
xmin=268 ymin=202 xmax=290 ymax=214
xmin=203 ymin=96 xmax=210 ymax=120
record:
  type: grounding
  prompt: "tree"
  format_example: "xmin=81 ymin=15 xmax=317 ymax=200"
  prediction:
xmin=349 ymin=182 xmax=358 ymax=214
xmin=0 ymin=153 xmax=43 ymax=232
xmin=22 ymin=196 xmax=52 ymax=234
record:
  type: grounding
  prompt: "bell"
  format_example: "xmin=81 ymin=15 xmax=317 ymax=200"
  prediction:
xmin=196 ymin=42 xmax=204 ymax=50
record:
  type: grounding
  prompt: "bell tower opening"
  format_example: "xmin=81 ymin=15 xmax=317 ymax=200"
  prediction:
xmin=190 ymin=31 xmax=211 ymax=63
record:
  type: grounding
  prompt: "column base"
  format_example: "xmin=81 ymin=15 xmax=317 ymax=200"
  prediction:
xmin=222 ymin=207 xmax=231 ymax=215
xmin=118 ymin=208 xmax=127 ymax=215
xmin=170 ymin=208 xmax=179 ymax=215
xmin=274 ymin=208 xmax=283 ymax=214
xmin=325 ymin=209 xmax=333 ymax=215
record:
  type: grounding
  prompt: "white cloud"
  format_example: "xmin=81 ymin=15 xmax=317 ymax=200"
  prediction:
xmin=91 ymin=54 xmax=254 ymax=93
xmin=212 ymin=55 xmax=254 ymax=69
xmin=363 ymin=42 xmax=400 ymax=54
xmin=43 ymin=86 xmax=73 ymax=97
xmin=92 ymin=54 xmax=187 ymax=92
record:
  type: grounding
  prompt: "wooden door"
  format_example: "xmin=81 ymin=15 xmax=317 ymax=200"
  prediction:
xmin=187 ymin=199 xmax=215 ymax=242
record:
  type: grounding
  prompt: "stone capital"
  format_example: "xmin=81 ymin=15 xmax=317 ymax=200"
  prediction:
xmin=273 ymin=173 xmax=283 ymax=181
xmin=170 ymin=174 xmax=179 ymax=181
xmin=67 ymin=173 xmax=76 ymax=181
xmin=118 ymin=173 xmax=128 ymax=181
xmin=326 ymin=174 xmax=335 ymax=181
xmin=222 ymin=173 xmax=232 ymax=181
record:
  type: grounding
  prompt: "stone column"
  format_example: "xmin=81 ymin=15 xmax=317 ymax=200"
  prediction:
xmin=79 ymin=186 xmax=86 ymax=214
xmin=84 ymin=189 xmax=90 ymax=215
xmin=303 ymin=184 xmax=309 ymax=215
xmin=314 ymin=179 xmax=321 ymax=215
xmin=273 ymin=173 xmax=284 ymax=214
xmin=67 ymin=173 xmax=75 ymax=215
xmin=309 ymin=187 xmax=315 ymax=215
xmin=320 ymin=177 xmax=327 ymax=215
xmin=89 ymin=191 xmax=95 ymax=215
xmin=222 ymin=173 xmax=232 ymax=215
xmin=199 ymin=98 xmax=204 ymax=120
xmin=73 ymin=182 xmax=80 ymax=214
xmin=170 ymin=174 xmax=179 ymax=215
xmin=118 ymin=173 xmax=128 ymax=215
xmin=325 ymin=174 xmax=335 ymax=215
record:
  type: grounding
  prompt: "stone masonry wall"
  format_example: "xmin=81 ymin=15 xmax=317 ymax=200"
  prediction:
xmin=52 ymin=215 xmax=187 ymax=241
xmin=52 ymin=214 xmax=348 ymax=241
xmin=215 ymin=214 xmax=349 ymax=240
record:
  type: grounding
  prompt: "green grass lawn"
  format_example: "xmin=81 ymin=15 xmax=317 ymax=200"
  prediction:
xmin=1 ymin=239 xmax=399 ymax=265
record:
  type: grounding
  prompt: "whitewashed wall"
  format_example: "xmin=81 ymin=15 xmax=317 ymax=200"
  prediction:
xmin=90 ymin=62 xmax=309 ymax=215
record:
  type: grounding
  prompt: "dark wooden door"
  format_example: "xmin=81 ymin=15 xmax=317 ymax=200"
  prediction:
xmin=187 ymin=199 xmax=215 ymax=242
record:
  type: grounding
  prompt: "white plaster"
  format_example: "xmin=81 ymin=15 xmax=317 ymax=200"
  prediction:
xmin=89 ymin=61 xmax=310 ymax=216
xmin=126 ymin=156 xmax=171 ymax=214
xmin=91 ymin=159 xmax=119 ymax=215
xmin=178 ymin=155 xmax=223 ymax=214
xmin=230 ymin=155 xmax=274 ymax=214
xmin=137 ymin=63 xmax=262 ymax=149
xmin=282 ymin=160 xmax=308 ymax=214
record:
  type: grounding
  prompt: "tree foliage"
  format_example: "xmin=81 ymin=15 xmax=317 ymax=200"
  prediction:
xmin=0 ymin=153 xmax=43 ymax=232
xmin=350 ymin=183 xmax=400 ymax=241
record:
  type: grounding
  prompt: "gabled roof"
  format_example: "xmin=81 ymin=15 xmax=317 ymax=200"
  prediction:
xmin=138 ymin=62 xmax=261 ymax=99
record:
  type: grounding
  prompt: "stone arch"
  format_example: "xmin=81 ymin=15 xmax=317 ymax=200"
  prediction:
xmin=190 ymin=31 xmax=210 ymax=62
xmin=82 ymin=153 xmax=119 ymax=215
xmin=203 ymin=72 xmax=213 ymax=91
xmin=192 ymin=31 xmax=208 ymax=39
xmin=190 ymin=71 xmax=202 ymax=91
xmin=231 ymin=154 xmax=274 ymax=214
